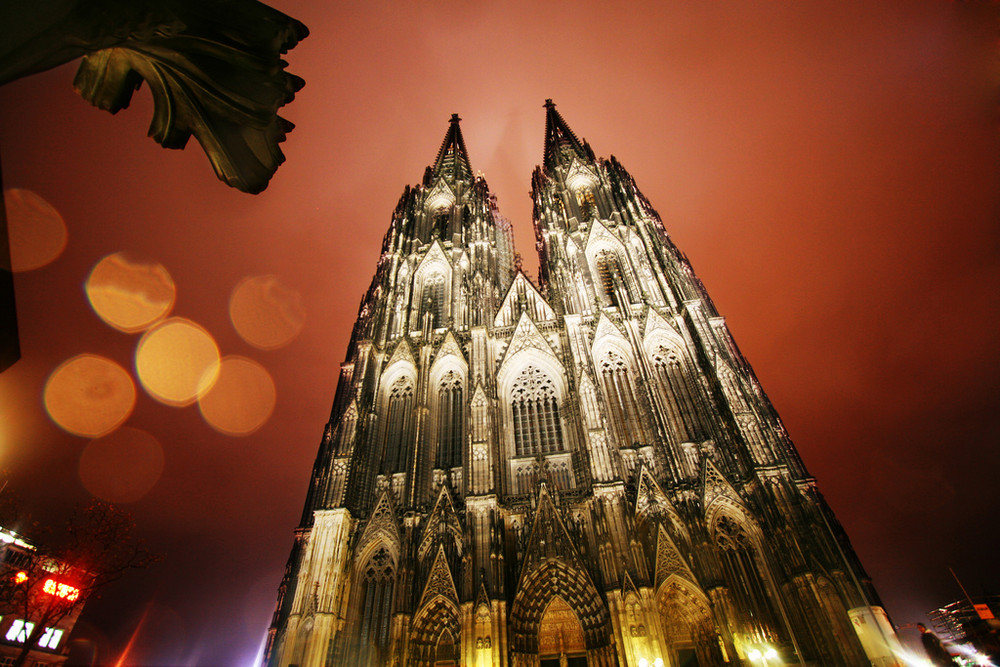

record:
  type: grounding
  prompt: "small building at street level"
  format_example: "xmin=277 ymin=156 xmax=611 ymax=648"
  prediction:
xmin=0 ymin=525 xmax=83 ymax=666
xmin=265 ymin=102 xmax=894 ymax=666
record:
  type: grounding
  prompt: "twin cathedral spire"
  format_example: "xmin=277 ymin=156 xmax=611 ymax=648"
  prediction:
xmin=266 ymin=102 xmax=885 ymax=667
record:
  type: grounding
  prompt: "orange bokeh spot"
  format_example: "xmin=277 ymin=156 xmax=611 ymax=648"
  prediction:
xmin=78 ymin=426 xmax=165 ymax=504
xmin=135 ymin=318 xmax=220 ymax=406
xmin=85 ymin=252 xmax=176 ymax=333
xmin=2 ymin=188 xmax=68 ymax=272
xmin=44 ymin=354 xmax=136 ymax=438
xmin=198 ymin=356 xmax=276 ymax=436
xmin=229 ymin=275 xmax=305 ymax=350
xmin=14 ymin=571 xmax=27 ymax=584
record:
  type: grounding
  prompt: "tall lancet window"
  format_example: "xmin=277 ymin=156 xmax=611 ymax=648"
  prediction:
xmin=358 ymin=546 xmax=396 ymax=656
xmin=599 ymin=350 xmax=650 ymax=448
xmin=714 ymin=515 xmax=781 ymax=643
xmin=651 ymin=346 xmax=704 ymax=443
xmin=595 ymin=250 xmax=636 ymax=307
xmin=383 ymin=376 xmax=415 ymax=473
xmin=510 ymin=366 xmax=564 ymax=456
xmin=576 ymin=186 xmax=597 ymax=221
xmin=421 ymin=273 xmax=446 ymax=329
xmin=435 ymin=371 xmax=464 ymax=469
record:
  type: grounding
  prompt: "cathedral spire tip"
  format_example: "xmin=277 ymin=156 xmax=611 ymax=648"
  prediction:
xmin=542 ymin=100 xmax=587 ymax=172
xmin=432 ymin=112 xmax=472 ymax=180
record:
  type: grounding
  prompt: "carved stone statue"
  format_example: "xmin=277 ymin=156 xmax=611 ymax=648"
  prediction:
xmin=0 ymin=0 xmax=308 ymax=194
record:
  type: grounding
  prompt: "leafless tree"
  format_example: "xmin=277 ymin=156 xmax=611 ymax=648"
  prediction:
xmin=0 ymin=497 xmax=158 ymax=666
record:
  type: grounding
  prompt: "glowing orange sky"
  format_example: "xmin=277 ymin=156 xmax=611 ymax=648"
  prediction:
xmin=0 ymin=2 xmax=997 ymax=664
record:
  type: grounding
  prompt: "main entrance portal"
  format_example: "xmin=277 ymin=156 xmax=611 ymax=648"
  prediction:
xmin=538 ymin=597 xmax=588 ymax=666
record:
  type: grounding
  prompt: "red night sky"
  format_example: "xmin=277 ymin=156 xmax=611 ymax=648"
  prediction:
xmin=0 ymin=2 xmax=998 ymax=665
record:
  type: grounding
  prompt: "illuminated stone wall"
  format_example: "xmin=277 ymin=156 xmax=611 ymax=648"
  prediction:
xmin=264 ymin=104 xmax=881 ymax=667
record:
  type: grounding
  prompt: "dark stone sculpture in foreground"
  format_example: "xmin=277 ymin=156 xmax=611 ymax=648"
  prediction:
xmin=0 ymin=0 xmax=307 ymax=372
xmin=0 ymin=0 xmax=308 ymax=194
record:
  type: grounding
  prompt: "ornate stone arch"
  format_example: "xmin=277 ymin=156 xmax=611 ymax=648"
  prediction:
xmin=356 ymin=493 xmax=402 ymax=567
xmin=584 ymin=222 xmax=640 ymax=307
xmin=655 ymin=574 xmax=721 ymax=666
xmin=349 ymin=540 xmax=398 ymax=664
xmin=390 ymin=260 xmax=413 ymax=336
xmin=707 ymin=504 xmax=783 ymax=645
xmin=503 ymin=363 xmax=566 ymax=457
xmin=428 ymin=352 xmax=468 ymax=472
xmin=375 ymin=363 xmax=417 ymax=477
xmin=592 ymin=339 xmax=653 ymax=449
xmin=409 ymin=544 xmax=461 ymax=665
xmin=497 ymin=347 xmax=569 ymax=461
xmin=411 ymin=242 xmax=453 ymax=330
xmin=644 ymin=332 xmax=707 ymax=445
xmin=509 ymin=559 xmax=614 ymax=660
xmin=409 ymin=589 xmax=461 ymax=665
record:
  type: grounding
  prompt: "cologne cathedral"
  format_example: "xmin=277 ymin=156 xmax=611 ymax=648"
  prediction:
xmin=265 ymin=102 xmax=886 ymax=667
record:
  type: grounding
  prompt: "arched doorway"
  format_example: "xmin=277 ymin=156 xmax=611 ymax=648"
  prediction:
xmin=538 ymin=597 xmax=588 ymax=666
xmin=657 ymin=575 xmax=724 ymax=667
xmin=509 ymin=559 xmax=615 ymax=667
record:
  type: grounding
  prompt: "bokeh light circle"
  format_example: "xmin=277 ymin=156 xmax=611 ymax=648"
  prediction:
xmin=86 ymin=252 xmax=176 ymax=333
xmin=135 ymin=318 xmax=220 ymax=407
xmin=44 ymin=354 xmax=136 ymax=437
xmin=229 ymin=275 xmax=306 ymax=350
xmin=3 ymin=188 xmax=68 ymax=272
xmin=198 ymin=356 xmax=276 ymax=436
xmin=78 ymin=427 xmax=165 ymax=503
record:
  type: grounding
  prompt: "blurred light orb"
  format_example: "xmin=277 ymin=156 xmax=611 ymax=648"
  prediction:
xmin=44 ymin=354 xmax=135 ymax=437
xmin=2 ymin=188 xmax=68 ymax=272
xmin=229 ymin=275 xmax=305 ymax=350
xmin=198 ymin=356 xmax=276 ymax=436
xmin=78 ymin=427 xmax=165 ymax=503
xmin=86 ymin=252 xmax=176 ymax=333
xmin=136 ymin=318 xmax=220 ymax=406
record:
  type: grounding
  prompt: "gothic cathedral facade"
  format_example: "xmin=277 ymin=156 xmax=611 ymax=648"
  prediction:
xmin=265 ymin=102 xmax=882 ymax=667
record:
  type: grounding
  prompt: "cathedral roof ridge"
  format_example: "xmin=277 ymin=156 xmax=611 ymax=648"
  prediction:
xmin=431 ymin=112 xmax=473 ymax=181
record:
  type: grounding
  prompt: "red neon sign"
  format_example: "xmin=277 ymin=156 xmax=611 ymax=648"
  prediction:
xmin=41 ymin=578 xmax=80 ymax=602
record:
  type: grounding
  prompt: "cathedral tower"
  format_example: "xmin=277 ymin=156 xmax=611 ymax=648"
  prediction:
xmin=265 ymin=103 xmax=887 ymax=667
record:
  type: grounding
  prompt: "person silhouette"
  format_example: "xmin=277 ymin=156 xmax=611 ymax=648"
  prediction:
xmin=918 ymin=623 xmax=956 ymax=666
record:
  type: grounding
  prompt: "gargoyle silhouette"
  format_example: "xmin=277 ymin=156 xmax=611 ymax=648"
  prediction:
xmin=0 ymin=0 xmax=308 ymax=193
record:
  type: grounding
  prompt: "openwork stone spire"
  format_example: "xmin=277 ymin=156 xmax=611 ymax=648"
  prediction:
xmin=432 ymin=113 xmax=473 ymax=181
xmin=542 ymin=99 xmax=590 ymax=172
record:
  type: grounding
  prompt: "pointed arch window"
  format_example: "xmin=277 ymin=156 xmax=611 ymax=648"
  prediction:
xmin=651 ymin=346 xmax=704 ymax=443
xmin=436 ymin=371 xmax=464 ymax=469
xmin=595 ymin=250 xmax=636 ymax=307
xmin=510 ymin=366 xmax=564 ymax=456
xmin=575 ymin=186 xmax=597 ymax=221
xmin=383 ymin=376 xmax=415 ymax=474
xmin=358 ymin=546 xmax=396 ymax=655
xmin=599 ymin=350 xmax=650 ymax=447
xmin=714 ymin=515 xmax=780 ymax=643
xmin=421 ymin=273 xmax=446 ymax=329
xmin=433 ymin=207 xmax=451 ymax=241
